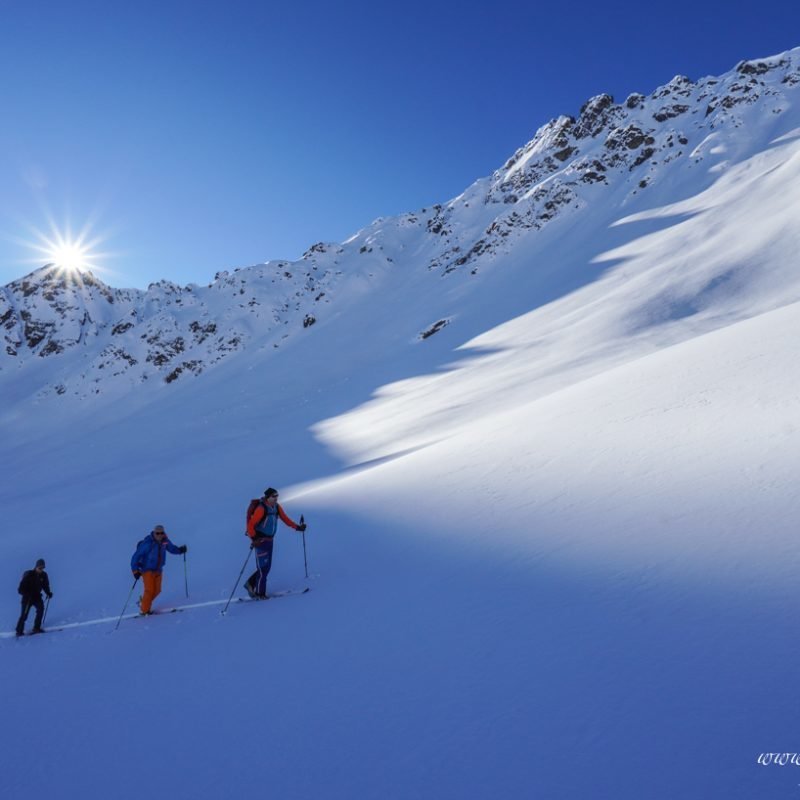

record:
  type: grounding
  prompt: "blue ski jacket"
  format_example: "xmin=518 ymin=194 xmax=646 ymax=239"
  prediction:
xmin=131 ymin=532 xmax=182 ymax=574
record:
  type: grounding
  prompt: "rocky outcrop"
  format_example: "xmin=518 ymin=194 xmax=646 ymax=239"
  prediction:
xmin=421 ymin=48 xmax=798 ymax=277
xmin=0 ymin=257 xmax=341 ymax=398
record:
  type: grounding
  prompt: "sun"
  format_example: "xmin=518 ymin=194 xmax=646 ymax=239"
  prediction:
xmin=20 ymin=222 xmax=109 ymax=278
xmin=49 ymin=240 xmax=90 ymax=273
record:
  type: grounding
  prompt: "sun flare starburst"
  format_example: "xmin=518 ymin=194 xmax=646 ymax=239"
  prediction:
xmin=49 ymin=239 xmax=90 ymax=272
xmin=19 ymin=221 xmax=111 ymax=279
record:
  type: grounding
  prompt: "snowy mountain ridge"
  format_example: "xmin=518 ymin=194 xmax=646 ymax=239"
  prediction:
xmin=1 ymin=48 xmax=798 ymax=407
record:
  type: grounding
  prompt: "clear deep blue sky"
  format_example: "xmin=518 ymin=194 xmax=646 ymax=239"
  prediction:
xmin=0 ymin=0 xmax=798 ymax=288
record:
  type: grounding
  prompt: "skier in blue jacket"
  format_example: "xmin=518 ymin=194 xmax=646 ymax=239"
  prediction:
xmin=130 ymin=525 xmax=187 ymax=615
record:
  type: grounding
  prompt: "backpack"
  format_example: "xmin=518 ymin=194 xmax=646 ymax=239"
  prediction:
xmin=246 ymin=499 xmax=265 ymax=534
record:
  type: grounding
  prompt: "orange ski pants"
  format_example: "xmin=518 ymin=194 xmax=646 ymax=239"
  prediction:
xmin=140 ymin=571 xmax=163 ymax=613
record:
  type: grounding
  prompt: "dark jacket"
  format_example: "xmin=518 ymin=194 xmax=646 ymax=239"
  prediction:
xmin=18 ymin=569 xmax=51 ymax=600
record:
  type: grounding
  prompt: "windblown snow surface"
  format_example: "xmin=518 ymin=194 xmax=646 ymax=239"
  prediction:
xmin=2 ymin=51 xmax=800 ymax=799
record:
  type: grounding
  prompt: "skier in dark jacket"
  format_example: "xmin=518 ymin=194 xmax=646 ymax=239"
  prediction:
xmin=244 ymin=488 xmax=306 ymax=599
xmin=16 ymin=558 xmax=52 ymax=636
xmin=130 ymin=525 xmax=187 ymax=615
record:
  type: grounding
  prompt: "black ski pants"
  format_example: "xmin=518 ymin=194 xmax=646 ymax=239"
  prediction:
xmin=16 ymin=594 xmax=44 ymax=635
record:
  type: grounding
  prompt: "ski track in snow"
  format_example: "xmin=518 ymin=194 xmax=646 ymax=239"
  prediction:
xmin=1 ymin=589 xmax=311 ymax=638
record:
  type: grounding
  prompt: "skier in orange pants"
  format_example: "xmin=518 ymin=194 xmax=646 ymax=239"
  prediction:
xmin=130 ymin=525 xmax=187 ymax=614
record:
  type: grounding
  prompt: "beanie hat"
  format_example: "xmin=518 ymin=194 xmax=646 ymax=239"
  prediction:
xmin=35 ymin=558 xmax=45 ymax=568
xmin=264 ymin=487 xmax=278 ymax=498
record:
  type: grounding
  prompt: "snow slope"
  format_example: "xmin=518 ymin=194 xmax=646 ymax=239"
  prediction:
xmin=2 ymin=49 xmax=800 ymax=799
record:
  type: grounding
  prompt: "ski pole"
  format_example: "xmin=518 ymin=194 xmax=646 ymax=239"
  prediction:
xmin=42 ymin=596 xmax=50 ymax=628
xmin=114 ymin=577 xmax=139 ymax=631
xmin=300 ymin=515 xmax=308 ymax=579
xmin=183 ymin=552 xmax=189 ymax=598
xmin=221 ymin=546 xmax=254 ymax=616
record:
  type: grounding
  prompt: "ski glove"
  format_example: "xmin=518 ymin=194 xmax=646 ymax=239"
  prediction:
xmin=132 ymin=570 xmax=142 ymax=580
xmin=47 ymin=592 xmax=53 ymax=599
xmin=296 ymin=523 xmax=307 ymax=532
xmin=178 ymin=545 xmax=188 ymax=554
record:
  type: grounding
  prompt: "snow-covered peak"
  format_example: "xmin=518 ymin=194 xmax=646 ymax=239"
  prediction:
xmin=2 ymin=48 xmax=799 ymax=408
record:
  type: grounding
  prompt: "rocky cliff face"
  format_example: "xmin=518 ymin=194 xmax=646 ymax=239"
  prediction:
xmin=0 ymin=254 xmax=343 ymax=397
xmin=426 ymin=51 xmax=798 ymax=276
xmin=2 ymin=49 xmax=798 ymax=400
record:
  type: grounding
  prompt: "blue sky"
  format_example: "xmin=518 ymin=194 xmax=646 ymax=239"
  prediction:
xmin=0 ymin=0 xmax=797 ymax=288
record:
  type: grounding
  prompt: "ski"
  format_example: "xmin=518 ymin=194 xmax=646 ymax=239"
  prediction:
xmin=138 ymin=607 xmax=184 ymax=616
xmin=270 ymin=587 xmax=310 ymax=597
xmin=238 ymin=587 xmax=310 ymax=602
